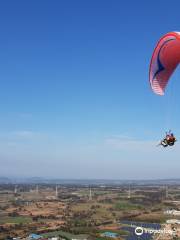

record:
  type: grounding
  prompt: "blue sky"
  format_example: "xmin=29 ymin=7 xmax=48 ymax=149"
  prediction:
xmin=0 ymin=0 xmax=180 ymax=179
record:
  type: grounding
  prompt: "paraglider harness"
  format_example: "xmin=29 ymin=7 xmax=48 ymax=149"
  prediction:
xmin=160 ymin=131 xmax=177 ymax=147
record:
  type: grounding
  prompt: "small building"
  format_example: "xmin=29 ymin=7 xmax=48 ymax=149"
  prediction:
xmin=164 ymin=209 xmax=180 ymax=216
xmin=166 ymin=219 xmax=180 ymax=224
xmin=101 ymin=232 xmax=119 ymax=238
xmin=28 ymin=234 xmax=43 ymax=239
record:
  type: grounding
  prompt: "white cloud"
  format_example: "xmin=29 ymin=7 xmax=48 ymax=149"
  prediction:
xmin=104 ymin=135 xmax=160 ymax=152
xmin=13 ymin=130 xmax=35 ymax=138
xmin=18 ymin=113 xmax=33 ymax=118
xmin=104 ymin=135 xmax=180 ymax=156
xmin=0 ymin=130 xmax=44 ymax=148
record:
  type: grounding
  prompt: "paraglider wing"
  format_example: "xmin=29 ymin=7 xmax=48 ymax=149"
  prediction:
xmin=149 ymin=32 xmax=180 ymax=95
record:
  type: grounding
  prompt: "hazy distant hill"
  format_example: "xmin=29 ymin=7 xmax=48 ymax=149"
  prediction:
xmin=0 ymin=177 xmax=11 ymax=183
xmin=1 ymin=177 xmax=180 ymax=185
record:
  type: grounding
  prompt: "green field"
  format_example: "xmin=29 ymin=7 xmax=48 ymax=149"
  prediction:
xmin=42 ymin=230 xmax=88 ymax=240
xmin=115 ymin=201 xmax=143 ymax=210
xmin=0 ymin=216 xmax=32 ymax=224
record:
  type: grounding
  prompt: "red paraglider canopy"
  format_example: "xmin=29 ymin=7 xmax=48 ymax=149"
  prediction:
xmin=149 ymin=32 xmax=180 ymax=95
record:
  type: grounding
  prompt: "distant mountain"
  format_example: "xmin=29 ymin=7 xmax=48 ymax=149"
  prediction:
xmin=1 ymin=177 xmax=180 ymax=185
xmin=0 ymin=177 xmax=11 ymax=183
